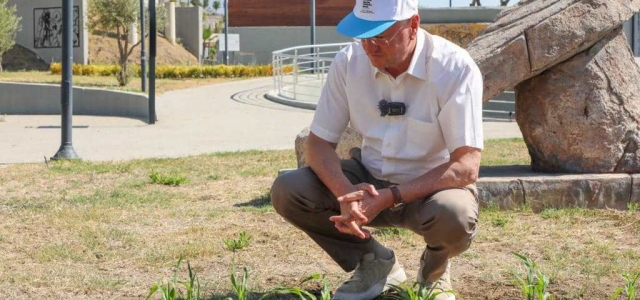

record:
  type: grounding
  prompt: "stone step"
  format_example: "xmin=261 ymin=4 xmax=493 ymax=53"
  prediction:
xmin=483 ymin=100 xmax=515 ymax=112
xmin=279 ymin=165 xmax=639 ymax=212
xmin=482 ymin=91 xmax=516 ymax=121
xmin=483 ymin=109 xmax=515 ymax=121
xmin=478 ymin=165 xmax=638 ymax=211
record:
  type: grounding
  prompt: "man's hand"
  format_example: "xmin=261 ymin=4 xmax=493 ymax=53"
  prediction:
xmin=329 ymin=183 xmax=392 ymax=239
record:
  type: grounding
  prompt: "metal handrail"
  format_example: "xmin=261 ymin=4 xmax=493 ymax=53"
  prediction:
xmin=272 ymin=43 xmax=350 ymax=104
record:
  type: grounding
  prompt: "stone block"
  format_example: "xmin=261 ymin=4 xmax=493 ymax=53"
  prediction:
xmin=295 ymin=127 xmax=363 ymax=168
xmin=516 ymin=28 xmax=640 ymax=173
xmin=521 ymin=174 xmax=631 ymax=212
xmin=468 ymin=0 xmax=640 ymax=101
xmin=630 ymin=174 xmax=640 ymax=205
xmin=476 ymin=178 xmax=525 ymax=209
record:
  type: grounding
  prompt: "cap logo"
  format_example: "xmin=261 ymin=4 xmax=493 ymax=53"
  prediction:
xmin=360 ymin=0 xmax=374 ymax=14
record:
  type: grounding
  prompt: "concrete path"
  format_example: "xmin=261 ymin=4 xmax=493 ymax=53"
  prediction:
xmin=0 ymin=77 xmax=521 ymax=164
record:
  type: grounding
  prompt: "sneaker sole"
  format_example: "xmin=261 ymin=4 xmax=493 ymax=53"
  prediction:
xmin=332 ymin=268 xmax=407 ymax=300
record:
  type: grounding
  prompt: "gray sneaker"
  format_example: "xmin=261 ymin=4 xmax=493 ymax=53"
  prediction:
xmin=332 ymin=252 xmax=406 ymax=300
xmin=417 ymin=256 xmax=455 ymax=300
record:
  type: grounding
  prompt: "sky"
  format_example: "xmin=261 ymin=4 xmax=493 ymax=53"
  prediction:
xmin=419 ymin=0 xmax=520 ymax=7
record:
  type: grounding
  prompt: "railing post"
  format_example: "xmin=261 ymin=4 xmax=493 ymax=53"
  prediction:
xmin=321 ymin=60 xmax=325 ymax=89
xmin=315 ymin=45 xmax=320 ymax=78
xmin=293 ymin=49 xmax=298 ymax=99
xmin=272 ymin=53 xmax=277 ymax=94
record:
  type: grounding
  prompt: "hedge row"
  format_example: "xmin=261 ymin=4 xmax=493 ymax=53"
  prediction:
xmin=49 ymin=63 xmax=290 ymax=79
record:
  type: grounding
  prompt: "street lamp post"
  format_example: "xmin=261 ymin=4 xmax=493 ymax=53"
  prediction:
xmin=149 ymin=0 xmax=156 ymax=124
xmin=52 ymin=0 xmax=79 ymax=160
xmin=224 ymin=0 xmax=229 ymax=64
xmin=140 ymin=0 xmax=147 ymax=92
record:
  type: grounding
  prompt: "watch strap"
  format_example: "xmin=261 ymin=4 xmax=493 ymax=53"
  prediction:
xmin=389 ymin=185 xmax=403 ymax=207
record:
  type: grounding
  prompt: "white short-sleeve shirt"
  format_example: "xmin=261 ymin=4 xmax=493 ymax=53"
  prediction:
xmin=310 ymin=28 xmax=484 ymax=184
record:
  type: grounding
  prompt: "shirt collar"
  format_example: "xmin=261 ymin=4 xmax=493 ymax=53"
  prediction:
xmin=371 ymin=28 xmax=430 ymax=81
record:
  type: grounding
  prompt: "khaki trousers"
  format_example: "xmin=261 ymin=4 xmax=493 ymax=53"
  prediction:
xmin=270 ymin=158 xmax=479 ymax=283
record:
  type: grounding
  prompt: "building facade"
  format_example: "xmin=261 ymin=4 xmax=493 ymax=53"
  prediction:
xmin=8 ymin=0 xmax=89 ymax=64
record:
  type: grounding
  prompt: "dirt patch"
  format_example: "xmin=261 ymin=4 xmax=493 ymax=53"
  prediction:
xmin=89 ymin=33 xmax=199 ymax=65
xmin=1 ymin=44 xmax=50 ymax=71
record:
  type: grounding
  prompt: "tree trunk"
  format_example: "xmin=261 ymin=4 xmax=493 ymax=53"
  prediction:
xmin=117 ymin=58 xmax=130 ymax=86
xmin=470 ymin=0 xmax=482 ymax=6
xmin=0 ymin=57 xmax=3 ymax=72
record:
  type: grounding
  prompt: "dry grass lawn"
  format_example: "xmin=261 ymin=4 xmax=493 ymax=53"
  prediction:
xmin=1 ymin=139 xmax=639 ymax=300
xmin=0 ymin=71 xmax=240 ymax=94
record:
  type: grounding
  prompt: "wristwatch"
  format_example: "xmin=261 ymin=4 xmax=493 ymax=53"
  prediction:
xmin=389 ymin=185 xmax=404 ymax=211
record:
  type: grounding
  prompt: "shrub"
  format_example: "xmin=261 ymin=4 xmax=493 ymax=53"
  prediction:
xmin=50 ymin=63 xmax=276 ymax=79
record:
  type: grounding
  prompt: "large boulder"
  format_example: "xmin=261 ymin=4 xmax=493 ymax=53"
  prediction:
xmin=515 ymin=27 xmax=640 ymax=173
xmin=295 ymin=127 xmax=363 ymax=168
xmin=468 ymin=0 xmax=640 ymax=102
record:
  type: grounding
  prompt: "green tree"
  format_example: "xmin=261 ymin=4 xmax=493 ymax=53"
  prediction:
xmin=0 ymin=0 xmax=21 ymax=72
xmin=190 ymin=0 xmax=202 ymax=7
xmin=500 ymin=0 xmax=510 ymax=5
xmin=213 ymin=0 xmax=221 ymax=14
xmin=88 ymin=0 xmax=165 ymax=86
xmin=203 ymin=0 xmax=210 ymax=11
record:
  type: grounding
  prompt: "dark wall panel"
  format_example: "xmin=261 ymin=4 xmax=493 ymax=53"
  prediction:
xmin=229 ymin=0 xmax=355 ymax=27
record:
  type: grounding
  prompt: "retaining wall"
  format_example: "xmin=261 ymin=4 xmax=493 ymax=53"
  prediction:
xmin=175 ymin=6 xmax=203 ymax=62
xmin=0 ymin=82 xmax=150 ymax=121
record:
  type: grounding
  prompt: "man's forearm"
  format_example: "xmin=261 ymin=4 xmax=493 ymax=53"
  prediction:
xmin=396 ymin=148 xmax=481 ymax=204
xmin=305 ymin=134 xmax=356 ymax=198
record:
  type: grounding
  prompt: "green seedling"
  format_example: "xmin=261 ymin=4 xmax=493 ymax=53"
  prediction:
xmin=149 ymin=170 xmax=188 ymax=186
xmin=610 ymin=272 xmax=640 ymax=300
xmin=224 ymin=231 xmax=251 ymax=252
xmin=260 ymin=273 xmax=331 ymax=300
xmin=627 ymin=203 xmax=640 ymax=213
xmin=382 ymin=281 xmax=453 ymax=300
xmin=224 ymin=231 xmax=252 ymax=300
xmin=146 ymin=257 xmax=202 ymax=300
xmin=182 ymin=261 xmax=202 ymax=300
xmin=512 ymin=253 xmax=553 ymax=300
xmin=226 ymin=266 xmax=249 ymax=300
xmin=146 ymin=257 xmax=183 ymax=300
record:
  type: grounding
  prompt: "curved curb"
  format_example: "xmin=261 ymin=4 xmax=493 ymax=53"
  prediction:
xmin=0 ymin=82 xmax=152 ymax=123
xmin=264 ymin=90 xmax=317 ymax=110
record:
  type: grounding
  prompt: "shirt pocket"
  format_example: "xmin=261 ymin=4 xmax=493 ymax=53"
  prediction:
xmin=398 ymin=117 xmax=443 ymax=161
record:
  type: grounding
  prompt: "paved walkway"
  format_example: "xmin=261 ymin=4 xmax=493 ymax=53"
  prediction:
xmin=0 ymin=77 xmax=522 ymax=164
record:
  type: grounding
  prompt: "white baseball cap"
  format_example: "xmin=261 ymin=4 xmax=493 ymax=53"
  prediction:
xmin=337 ymin=0 xmax=419 ymax=38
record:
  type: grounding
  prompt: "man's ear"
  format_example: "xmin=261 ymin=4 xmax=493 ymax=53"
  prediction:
xmin=411 ymin=15 xmax=420 ymax=38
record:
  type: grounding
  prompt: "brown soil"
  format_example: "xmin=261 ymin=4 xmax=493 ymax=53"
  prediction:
xmin=89 ymin=33 xmax=199 ymax=65
xmin=1 ymin=44 xmax=50 ymax=71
